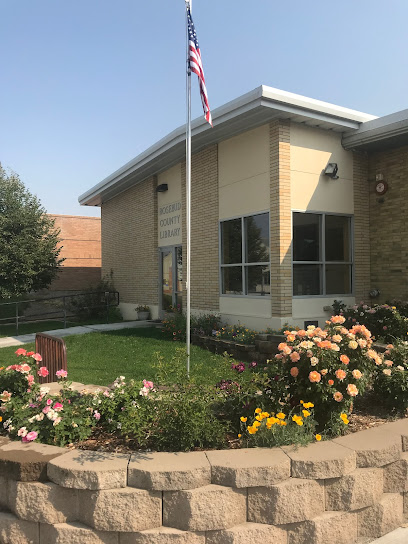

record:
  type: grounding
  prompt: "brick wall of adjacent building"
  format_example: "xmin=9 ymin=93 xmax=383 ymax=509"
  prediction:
xmin=101 ymin=177 xmax=158 ymax=305
xmin=353 ymin=152 xmax=371 ymax=302
xmin=270 ymin=119 xmax=292 ymax=317
xmin=181 ymin=145 xmax=219 ymax=312
xmin=46 ymin=215 xmax=101 ymax=291
xmin=368 ymin=145 xmax=408 ymax=302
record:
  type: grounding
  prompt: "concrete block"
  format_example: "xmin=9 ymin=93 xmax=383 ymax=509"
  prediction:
xmin=163 ymin=484 xmax=246 ymax=531
xmin=206 ymin=522 xmax=287 ymax=544
xmin=128 ymin=451 xmax=210 ymax=490
xmin=283 ymin=441 xmax=356 ymax=479
xmin=8 ymin=480 xmax=78 ymax=524
xmin=0 ymin=440 xmax=65 ymax=481
xmin=333 ymin=426 xmax=401 ymax=468
xmin=119 ymin=527 xmax=205 ymax=544
xmin=206 ymin=447 xmax=290 ymax=488
xmin=40 ymin=522 xmax=118 ymax=543
xmin=0 ymin=475 xmax=9 ymax=509
xmin=358 ymin=493 xmax=403 ymax=538
xmin=47 ymin=450 xmax=130 ymax=489
xmin=79 ymin=487 xmax=161 ymax=532
xmin=287 ymin=511 xmax=358 ymax=544
xmin=0 ymin=511 xmax=39 ymax=544
xmin=325 ymin=468 xmax=383 ymax=511
xmin=384 ymin=452 xmax=408 ymax=492
xmin=248 ymin=478 xmax=325 ymax=525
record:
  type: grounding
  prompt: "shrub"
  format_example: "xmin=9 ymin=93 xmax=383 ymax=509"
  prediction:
xmin=161 ymin=310 xmax=222 ymax=342
xmin=372 ymin=340 xmax=408 ymax=412
xmin=161 ymin=310 xmax=187 ymax=341
xmin=215 ymin=324 xmax=258 ymax=344
xmin=340 ymin=302 xmax=408 ymax=342
xmin=258 ymin=317 xmax=380 ymax=428
xmin=69 ymin=274 xmax=122 ymax=322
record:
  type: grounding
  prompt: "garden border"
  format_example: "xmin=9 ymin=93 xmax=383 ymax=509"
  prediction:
xmin=1 ymin=418 xmax=408 ymax=543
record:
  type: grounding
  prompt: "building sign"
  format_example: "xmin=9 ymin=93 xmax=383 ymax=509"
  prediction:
xmin=158 ymin=201 xmax=182 ymax=244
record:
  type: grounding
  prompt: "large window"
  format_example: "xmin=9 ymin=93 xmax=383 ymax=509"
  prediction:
xmin=293 ymin=212 xmax=352 ymax=296
xmin=220 ymin=212 xmax=270 ymax=296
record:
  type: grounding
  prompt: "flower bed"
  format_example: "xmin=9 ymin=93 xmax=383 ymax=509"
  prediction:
xmin=0 ymin=418 xmax=408 ymax=543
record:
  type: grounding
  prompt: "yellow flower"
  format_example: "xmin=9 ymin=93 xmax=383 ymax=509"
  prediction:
xmin=300 ymin=400 xmax=304 ymax=404
xmin=315 ymin=434 xmax=322 ymax=441
xmin=302 ymin=410 xmax=311 ymax=418
xmin=340 ymin=413 xmax=349 ymax=425
xmin=280 ymin=421 xmax=287 ymax=426
xmin=255 ymin=408 xmax=262 ymax=414
xmin=240 ymin=417 xmax=247 ymax=423
xmin=261 ymin=412 xmax=270 ymax=418
xmin=303 ymin=402 xmax=314 ymax=409
xmin=255 ymin=415 xmax=262 ymax=421
xmin=276 ymin=412 xmax=286 ymax=419
xmin=248 ymin=426 xmax=257 ymax=434
xmin=238 ymin=434 xmax=242 ymax=438
xmin=296 ymin=420 xmax=304 ymax=426
xmin=253 ymin=420 xmax=261 ymax=428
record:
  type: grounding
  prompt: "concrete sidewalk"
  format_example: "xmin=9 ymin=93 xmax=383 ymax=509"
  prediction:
xmin=371 ymin=527 xmax=408 ymax=543
xmin=0 ymin=320 xmax=153 ymax=348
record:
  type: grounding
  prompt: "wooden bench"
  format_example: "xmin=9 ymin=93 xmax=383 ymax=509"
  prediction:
xmin=35 ymin=333 xmax=67 ymax=384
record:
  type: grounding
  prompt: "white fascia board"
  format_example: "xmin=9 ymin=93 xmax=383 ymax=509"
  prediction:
xmin=343 ymin=108 xmax=408 ymax=149
xmin=79 ymin=86 xmax=376 ymax=206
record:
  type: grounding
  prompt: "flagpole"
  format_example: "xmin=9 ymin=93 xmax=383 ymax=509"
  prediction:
xmin=185 ymin=0 xmax=192 ymax=377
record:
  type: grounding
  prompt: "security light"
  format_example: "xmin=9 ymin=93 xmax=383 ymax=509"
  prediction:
xmin=156 ymin=184 xmax=168 ymax=193
xmin=324 ymin=163 xmax=339 ymax=179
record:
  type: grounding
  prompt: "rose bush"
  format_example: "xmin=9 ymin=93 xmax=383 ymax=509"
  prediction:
xmin=340 ymin=302 xmax=408 ymax=342
xmin=372 ymin=340 xmax=408 ymax=411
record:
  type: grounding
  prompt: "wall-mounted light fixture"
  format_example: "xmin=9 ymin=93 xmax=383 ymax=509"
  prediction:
xmin=369 ymin=288 xmax=380 ymax=298
xmin=156 ymin=183 xmax=168 ymax=193
xmin=324 ymin=163 xmax=339 ymax=179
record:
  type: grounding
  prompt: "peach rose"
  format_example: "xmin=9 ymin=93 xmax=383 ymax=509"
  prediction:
xmin=290 ymin=367 xmax=299 ymax=378
xmin=328 ymin=379 xmax=334 ymax=386
xmin=340 ymin=354 xmax=350 ymax=365
xmin=309 ymin=371 xmax=321 ymax=383
xmin=346 ymin=384 xmax=359 ymax=397
xmin=290 ymin=351 xmax=300 ymax=362
xmin=331 ymin=315 xmax=346 ymax=324
xmin=352 ymin=369 xmax=362 ymax=379
xmin=335 ymin=369 xmax=347 ymax=381
xmin=333 ymin=391 xmax=343 ymax=402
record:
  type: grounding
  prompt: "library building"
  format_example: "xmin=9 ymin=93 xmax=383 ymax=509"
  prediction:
xmin=79 ymin=86 xmax=408 ymax=330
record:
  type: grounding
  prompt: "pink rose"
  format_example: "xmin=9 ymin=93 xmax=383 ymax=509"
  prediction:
xmin=56 ymin=369 xmax=68 ymax=378
xmin=142 ymin=379 xmax=154 ymax=390
xmin=94 ymin=411 xmax=101 ymax=420
xmin=46 ymin=398 xmax=53 ymax=406
xmin=53 ymin=402 xmax=63 ymax=412
xmin=37 ymin=367 xmax=49 ymax=378
xmin=15 ymin=348 xmax=27 ymax=356
xmin=25 ymin=431 xmax=38 ymax=442
xmin=27 ymin=375 xmax=34 ymax=385
xmin=32 ymin=354 xmax=42 ymax=362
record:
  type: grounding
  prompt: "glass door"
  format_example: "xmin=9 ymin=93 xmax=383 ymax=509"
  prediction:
xmin=159 ymin=246 xmax=182 ymax=315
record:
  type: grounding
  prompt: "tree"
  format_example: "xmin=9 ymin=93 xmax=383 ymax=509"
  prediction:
xmin=0 ymin=165 xmax=63 ymax=298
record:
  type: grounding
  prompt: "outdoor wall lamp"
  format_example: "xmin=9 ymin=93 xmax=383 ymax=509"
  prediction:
xmin=324 ymin=163 xmax=339 ymax=179
xmin=156 ymin=184 xmax=168 ymax=193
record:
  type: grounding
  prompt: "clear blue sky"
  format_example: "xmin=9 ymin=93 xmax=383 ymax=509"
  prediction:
xmin=1 ymin=0 xmax=407 ymax=217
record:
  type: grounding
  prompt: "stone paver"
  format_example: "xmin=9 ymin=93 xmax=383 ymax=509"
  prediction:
xmin=206 ymin=447 xmax=290 ymax=488
xmin=79 ymin=487 xmax=162 ymax=532
xmin=325 ymin=467 xmax=384 ymax=511
xmin=163 ymin=484 xmax=247 ymax=532
xmin=283 ymin=440 xmax=356 ymax=479
xmin=0 ymin=439 xmax=65 ymax=481
xmin=286 ymin=511 xmax=358 ymax=544
xmin=39 ymin=521 xmax=118 ymax=544
xmin=333 ymin=426 xmax=402 ymax=468
xmin=120 ymin=527 xmax=205 ymax=544
xmin=128 ymin=451 xmax=211 ymax=491
xmin=248 ymin=478 xmax=325 ymax=525
xmin=47 ymin=450 xmax=130 ymax=490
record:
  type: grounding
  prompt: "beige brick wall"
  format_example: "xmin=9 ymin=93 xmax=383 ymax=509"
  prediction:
xmin=368 ymin=145 xmax=408 ymax=302
xmin=353 ymin=152 xmax=371 ymax=302
xmin=270 ymin=120 xmax=292 ymax=317
xmin=181 ymin=145 xmax=219 ymax=311
xmin=101 ymin=177 xmax=158 ymax=305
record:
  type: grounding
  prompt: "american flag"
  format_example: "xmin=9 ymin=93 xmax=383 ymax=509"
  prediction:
xmin=186 ymin=5 xmax=212 ymax=127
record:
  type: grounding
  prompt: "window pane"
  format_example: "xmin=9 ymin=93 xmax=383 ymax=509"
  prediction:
xmin=221 ymin=219 xmax=242 ymax=264
xmin=246 ymin=266 xmax=270 ymax=295
xmin=176 ymin=246 xmax=183 ymax=293
xmin=293 ymin=213 xmax=321 ymax=261
xmin=245 ymin=213 xmax=269 ymax=263
xmin=325 ymin=216 xmax=351 ymax=262
xmin=293 ymin=264 xmax=322 ymax=296
xmin=326 ymin=265 xmax=352 ymax=295
xmin=222 ymin=267 xmax=242 ymax=295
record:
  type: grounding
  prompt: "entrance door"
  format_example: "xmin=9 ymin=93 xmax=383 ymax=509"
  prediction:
xmin=159 ymin=246 xmax=182 ymax=315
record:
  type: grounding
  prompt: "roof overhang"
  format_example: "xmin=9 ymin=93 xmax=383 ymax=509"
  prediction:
xmin=79 ymin=86 xmax=376 ymax=207
xmin=343 ymin=109 xmax=408 ymax=151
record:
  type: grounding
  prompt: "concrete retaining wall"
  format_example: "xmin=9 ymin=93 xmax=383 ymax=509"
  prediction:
xmin=1 ymin=419 xmax=408 ymax=543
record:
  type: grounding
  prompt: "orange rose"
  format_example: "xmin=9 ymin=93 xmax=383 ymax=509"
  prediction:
xmin=309 ymin=371 xmax=321 ymax=383
xmin=347 ymin=384 xmax=359 ymax=397
xmin=333 ymin=391 xmax=343 ymax=402
xmin=290 ymin=352 xmax=300 ymax=362
xmin=331 ymin=315 xmax=346 ymax=324
xmin=290 ymin=367 xmax=299 ymax=378
xmin=328 ymin=379 xmax=334 ymax=385
xmin=340 ymin=354 xmax=350 ymax=365
xmin=335 ymin=369 xmax=347 ymax=381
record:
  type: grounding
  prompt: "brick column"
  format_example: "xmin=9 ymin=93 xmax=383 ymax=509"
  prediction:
xmin=270 ymin=120 xmax=292 ymax=317
xmin=181 ymin=145 xmax=219 ymax=311
xmin=353 ymin=152 xmax=371 ymax=302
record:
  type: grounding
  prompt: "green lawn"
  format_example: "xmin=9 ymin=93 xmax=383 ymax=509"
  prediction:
xmin=0 ymin=327 xmax=239 ymax=386
xmin=0 ymin=317 xmax=126 ymax=338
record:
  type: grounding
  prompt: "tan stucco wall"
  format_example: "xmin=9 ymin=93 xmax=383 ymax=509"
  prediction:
xmin=219 ymin=124 xmax=270 ymax=219
xmin=157 ymin=164 xmax=182 ymax=247
xmin=290 ymin=124 xmax=354 ymax=214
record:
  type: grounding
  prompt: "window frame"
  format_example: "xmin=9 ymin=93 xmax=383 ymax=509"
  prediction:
xmin=219 ymin=211 xmax=271 ymax=298
xmin=292 ymin=210 xmax=354 ymax=298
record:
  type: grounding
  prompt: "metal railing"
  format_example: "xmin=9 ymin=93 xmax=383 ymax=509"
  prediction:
xmin=0 ymin=291 xmax=120 ymax=336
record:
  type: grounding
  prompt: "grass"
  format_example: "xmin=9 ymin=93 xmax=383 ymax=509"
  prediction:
xmin=0 ymin=317 xmax=126 ymax=338
xmin=0 ymin=327 xmax=242 ymax=387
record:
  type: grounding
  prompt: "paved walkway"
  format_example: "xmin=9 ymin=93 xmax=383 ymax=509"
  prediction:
xmin=0 ymin=320 xmax=152 ymax=348
xmin=372 ymin=527 xmax=408 ymax=543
